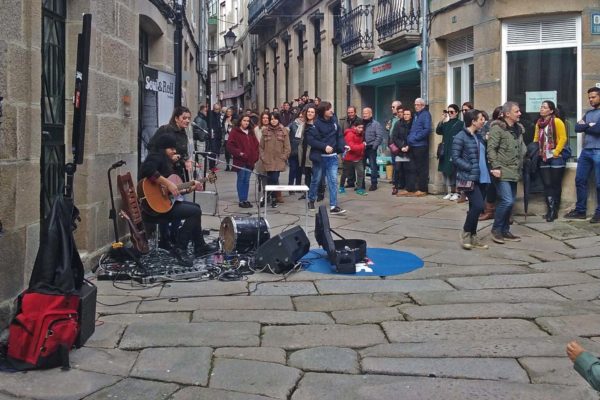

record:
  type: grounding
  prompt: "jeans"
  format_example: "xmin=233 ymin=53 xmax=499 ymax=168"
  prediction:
xmin=407 ymin=146 xmax=429 ymax=192
xmin=288 ymin=155 xmax=302 ymax=185
xmin=574 ymin=148 xmax=600 ymax=215
xmin=393 ymin=161 xmax=408 ymax=189
xmin=492 ymin=180 xmax=517 ymax=234
xmin=309 ymin=155 xmax=338 ymax=207
xmin=236 ymin=168 xmax=251 ymax=202
xmin=363 ymin=146 xmax=379 ymax=187
xmin=463 ymin=183 xmax=486 ymax=234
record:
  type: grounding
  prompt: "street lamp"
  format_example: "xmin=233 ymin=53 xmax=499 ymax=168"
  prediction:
xmin=224 ymin=28 xmax=237 ymax=49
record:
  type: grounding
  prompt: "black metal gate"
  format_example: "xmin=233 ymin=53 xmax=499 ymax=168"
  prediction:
xmin=41 ymin=0 xmax=66 ymax=225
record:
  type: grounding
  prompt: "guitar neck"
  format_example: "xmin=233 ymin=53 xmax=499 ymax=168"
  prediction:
xmin=176 ymin=181 xmax=195 ymax=191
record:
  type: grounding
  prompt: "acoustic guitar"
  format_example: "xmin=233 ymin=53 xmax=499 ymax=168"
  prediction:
xmin=138 ymin=172 xmax=217 ymax=215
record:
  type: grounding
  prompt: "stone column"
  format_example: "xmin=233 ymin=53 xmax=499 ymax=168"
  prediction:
xmin=319 ymin=9 xmax=335 ymax=104
xmin=279 ymin=31 xmax=291 ymax=104
xmin=293 ymin=21 xmax=307 ymax=100
xmin=303 ymin=16 xmax=316 ymax=100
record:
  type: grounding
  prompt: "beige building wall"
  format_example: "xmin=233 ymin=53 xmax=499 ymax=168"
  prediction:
xmin=0 ymin=0 xmax=200 ymax=326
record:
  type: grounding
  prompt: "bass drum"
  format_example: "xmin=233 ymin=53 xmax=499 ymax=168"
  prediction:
xmin=219 ymin=216 xmax=270 ymax=254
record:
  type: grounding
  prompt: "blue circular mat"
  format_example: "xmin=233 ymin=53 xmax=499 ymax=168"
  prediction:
xmin=302 ymin=247 xmax=424 ymax=276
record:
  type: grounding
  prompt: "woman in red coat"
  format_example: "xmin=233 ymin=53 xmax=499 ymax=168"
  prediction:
xmin=226 ymin=115 xmax=259 ymax=208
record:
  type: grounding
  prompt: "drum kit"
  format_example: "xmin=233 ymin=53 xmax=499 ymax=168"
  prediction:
xmin=218 ymin=216 xmax=270 ymax=255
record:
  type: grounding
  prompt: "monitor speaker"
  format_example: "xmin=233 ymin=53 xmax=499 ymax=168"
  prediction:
xmin=255 ymin=226 xmax=310 ymax=274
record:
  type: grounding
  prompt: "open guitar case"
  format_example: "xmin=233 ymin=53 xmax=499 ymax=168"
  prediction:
xmin=314 ymin=205 xmax=367 ymax=273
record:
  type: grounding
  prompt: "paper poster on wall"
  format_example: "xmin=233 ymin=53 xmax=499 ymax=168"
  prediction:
xmin=525 ymin=91 xmax=557 ymax=113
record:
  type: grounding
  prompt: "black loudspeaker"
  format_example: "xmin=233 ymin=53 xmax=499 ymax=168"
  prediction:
xmin=255 ymin=226 xmax=310 ymax=274
xmin=76 ymin=281 xmax=97 ymax=348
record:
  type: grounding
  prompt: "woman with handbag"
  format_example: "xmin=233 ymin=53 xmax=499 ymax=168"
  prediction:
xmin=259 ymin=112 xmax=291 ymax=208
xmin=436 ymin=104 xmax=464 ymax=200
xmin=452 ymin=109 xmax=490 ymax=250
xmin=533 ymin=100 xmax=568 ymax=222
xmin=390 ymin=109 xmax=412 ymax=195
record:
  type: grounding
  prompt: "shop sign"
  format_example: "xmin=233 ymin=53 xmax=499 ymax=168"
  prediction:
xmin=372 ymin=63 xmax=392 ymax=74
xmin=592 ymin=13 xmax=600 ymax=35
xmin=525 ymin=90 xmax=557 ymax=113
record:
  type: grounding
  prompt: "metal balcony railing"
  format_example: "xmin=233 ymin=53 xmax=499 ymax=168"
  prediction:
xmin=375 ymin=0 xmax=420 ymax=42
xmin=339 ymin=5 xmax=375 ymax=57
xmin=248 ymin=0 xmax=266 ymax=24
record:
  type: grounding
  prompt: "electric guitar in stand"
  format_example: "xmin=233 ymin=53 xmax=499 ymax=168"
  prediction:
xmin=138 ymin=172 xmax=217 ymax=215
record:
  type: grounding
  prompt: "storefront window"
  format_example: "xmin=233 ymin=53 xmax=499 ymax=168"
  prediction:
xmin=506 ymin=48 xmax=577 ymax=156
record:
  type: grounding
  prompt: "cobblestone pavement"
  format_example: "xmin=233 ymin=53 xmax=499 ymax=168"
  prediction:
xmin=3 ymin=171 xmax=600 ymax=399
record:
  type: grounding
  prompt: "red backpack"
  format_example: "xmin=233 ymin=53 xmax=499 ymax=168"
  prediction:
xmin=7 ymin=292 xmax=79 ymax=370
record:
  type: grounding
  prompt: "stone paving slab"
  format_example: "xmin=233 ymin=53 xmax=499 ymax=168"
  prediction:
xmin=170 ymin=387 xmax=276 ymax=400
xmin=399 ymin=302 xmax=600 ymax=320
xmin=137 ymin=295 xmax=294 ymax=313
xmin=84 ymin=322 xmax=126 ymax=349
xmin=391 ymin=264 xmax=534 ymax=280
xmin=551 ymin=282 xmax=600 ymax=300
xmin=292 ymin=293 xmax=410 ymax=311
xmin=536 ymin=314 xmax=600 ymax=336
xmin=331 ymin=307 xmax=404 ymax=324
xmin=361 ymin=357 xmax=529 ymax=382
xmin=210 ymin=359 xmax=302 ymax=399
xmin=96 ymin=295 xmax=141 ymax=315
xmin=447 ymin=272 xmax=595 ymax=290
xmin=528 ymin=257 xmax=600 ymax=272
xmin=410 ymin=288 xmax=568 ymax=305
xmin=83 ymin=377 xmax=179 ymax=400
xmin=519 ymin=357 xmax=583 ymax=386
xmin=535 ymin=223 xmax=598 ymax=240
xmin=192 ymin=309 xmax=333 ymax=324
xmin=283 ymin=270 xmax=381 ymax=281
xmin=159 ymin=281 xmax=248 ymax=297
xmin=564 ymin=235 xmax=600 ymax=249
xmin=119 ymin=322 xmax=260 ymax=349
xmin=315 ymin=279 xmax=453 ymax=294
xmin=249 ymin=282 xmax=318 ymax=296
xmin=214 ymin=347 xmax=287 ymax=364
xmin=70 ymin=347 xmax=138 ymax=377
xmin=560 ymin=246 xmax=600 ymax=259
xmin=0 ymin=369 xmax=120 ymax=400
xmin=382 ymin=319 xmax=547 ymax=342
xmin=290 ymin=372 xmax=596 ymax=400
xmin=262 ymin=324 xmax=387 ymax=350
xmin=424 ymin=249 xmax=530 ymax=266
xmin=288 ymin=346 xmax=359 ymax=374
xmin=361 ymin=337 xmax=600 ymax=358
xmin=97 ymin=312 xmax=191 ymax=325
xmin=130 ymin=347 xmax=212 ymax=385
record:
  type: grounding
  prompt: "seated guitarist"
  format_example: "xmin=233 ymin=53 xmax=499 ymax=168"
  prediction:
xmin=140 ymin=134 xmax=216 ymax=262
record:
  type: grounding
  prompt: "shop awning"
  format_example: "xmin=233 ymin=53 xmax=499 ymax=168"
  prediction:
xmin=220 ymin=87 xmax=246 ymax=100
xmin=353 ymin=46 xmax=421 ymax=87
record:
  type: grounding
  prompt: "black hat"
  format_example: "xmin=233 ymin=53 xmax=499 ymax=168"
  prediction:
xmin=155 ymin=133 xmax=177 ymax=149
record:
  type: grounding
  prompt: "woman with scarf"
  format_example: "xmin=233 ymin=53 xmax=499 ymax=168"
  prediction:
xmin=533 ymin=100 xmax=567 ymax=221
xmin=287 ymin=112 xmax=305 ymax=190
xmin=227 ymin=115 xmax=259 ymax=208
xmin=452 ymin=109 xmax=490 ymax=250
xmin=259 ymin=112 xmax=291 ymax=208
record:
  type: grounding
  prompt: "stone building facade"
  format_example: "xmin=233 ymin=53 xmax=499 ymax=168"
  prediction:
xmin=0 ymin=0 xmax=203 ymax=325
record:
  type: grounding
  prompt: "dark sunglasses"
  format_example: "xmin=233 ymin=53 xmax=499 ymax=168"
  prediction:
xmin=461 ymin=109 xmax=469 ymax=112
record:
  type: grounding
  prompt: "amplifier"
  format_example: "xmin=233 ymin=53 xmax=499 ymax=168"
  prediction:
xmin=190 ymin=191 xmax=218 ymax=216
xmin=76 ymin=281 xmax=97 ymax=348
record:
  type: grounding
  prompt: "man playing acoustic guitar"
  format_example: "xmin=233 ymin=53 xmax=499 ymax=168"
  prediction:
xmin=139 ymin=134 xmax=216 ymax=264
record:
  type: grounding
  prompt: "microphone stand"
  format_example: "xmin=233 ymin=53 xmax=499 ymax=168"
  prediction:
xmin=194 ymin=152 xmax=269 ymax=255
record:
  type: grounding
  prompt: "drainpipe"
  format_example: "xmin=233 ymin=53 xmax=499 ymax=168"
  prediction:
xmin=420 ymin=0 xmax=428 ymax=103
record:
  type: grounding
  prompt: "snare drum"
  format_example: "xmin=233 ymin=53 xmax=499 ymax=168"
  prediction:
xmin=219 ymin=216 xmax=270 ymax=254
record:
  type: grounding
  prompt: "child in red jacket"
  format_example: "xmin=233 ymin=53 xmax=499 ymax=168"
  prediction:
xmin=339 ymin=120 xmax=367 ymax=196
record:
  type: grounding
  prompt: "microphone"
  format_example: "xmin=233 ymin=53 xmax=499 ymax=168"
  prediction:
xmin=193 ymin=151 xmax=216 ymax=157
xmin=111 ymin=160 xmax=126 ymax=169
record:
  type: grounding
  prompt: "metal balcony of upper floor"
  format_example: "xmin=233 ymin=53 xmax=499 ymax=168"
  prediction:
xmin=339 ymin=4 xmax=376 ymax=66
xmin=375 ymin=0 xmax=421 ymax=52
xmin=248 ymin=0 xmax=294 ymax=34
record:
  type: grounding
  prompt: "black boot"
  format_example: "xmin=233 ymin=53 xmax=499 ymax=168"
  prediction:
xmin=172 ymin=229 xmax=193 ymax=267
xmin=194 ymin=238 xmax=217 ymax=258
xmin=552 ymin=197 xmax=560 ymax=221
xmin=546 ymin=196 xmax=555 ymax=222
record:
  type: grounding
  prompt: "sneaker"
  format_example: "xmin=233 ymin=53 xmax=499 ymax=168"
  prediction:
xmin=271 ymin=200 xmax=278 ymax=208
xmin=591 ymin=214 xmax=600 ymax=224
xmin=460 ymin=231 xmax=473 ymax=250
xmin=443 ymin=193 xmax=452 ymax=200
xmin=308 ymin=201 xmax=316 ymax=211
xmin=369 ymin=184 xmax=378 ymax=191
xmin=356 ymin=188 xmax=368 ymax=196
xmin=298 ymin=194 xmax=306 ymax=200
xmin=338 ymin=187 xmax=346 ymax=194
xmin=449 ymin=193 xmax=460 ymax=201
xmin=491 ymin=230 xmax=505 ymax=244
xmin=317 ymin=194 xmax=325 ymax=202
xmin=470 ymin=234 xmax=489 ymax=249
xmin=564 ymin=210 xmax=587 ymax=219
xmin=502 ymin=231 xmax=521 ymax=242
xmin=392 ymin=188 xmax=398 ymax=195
xmin=330 ymin=206 xmax=346 ymax=215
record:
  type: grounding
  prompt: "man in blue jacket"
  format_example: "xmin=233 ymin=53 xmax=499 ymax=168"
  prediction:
xmin=307 ymin=101 xmax=346 ymax=215
xmin=405 ymin=98 xmax=432 ymax=196
xmin=564 ymin=87 xmax=600 ymax=223
xmin=361 ymin=107 xmax=384 ymax=191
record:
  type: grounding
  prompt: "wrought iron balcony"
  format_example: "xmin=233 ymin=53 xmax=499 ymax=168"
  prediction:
xmin=339 ymin=5 xmax=375 ymax=66
xmin=248 ymin=0 xmax=288 ymax=33
xmin=375 ymin=0 xmax=421 ymax=52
